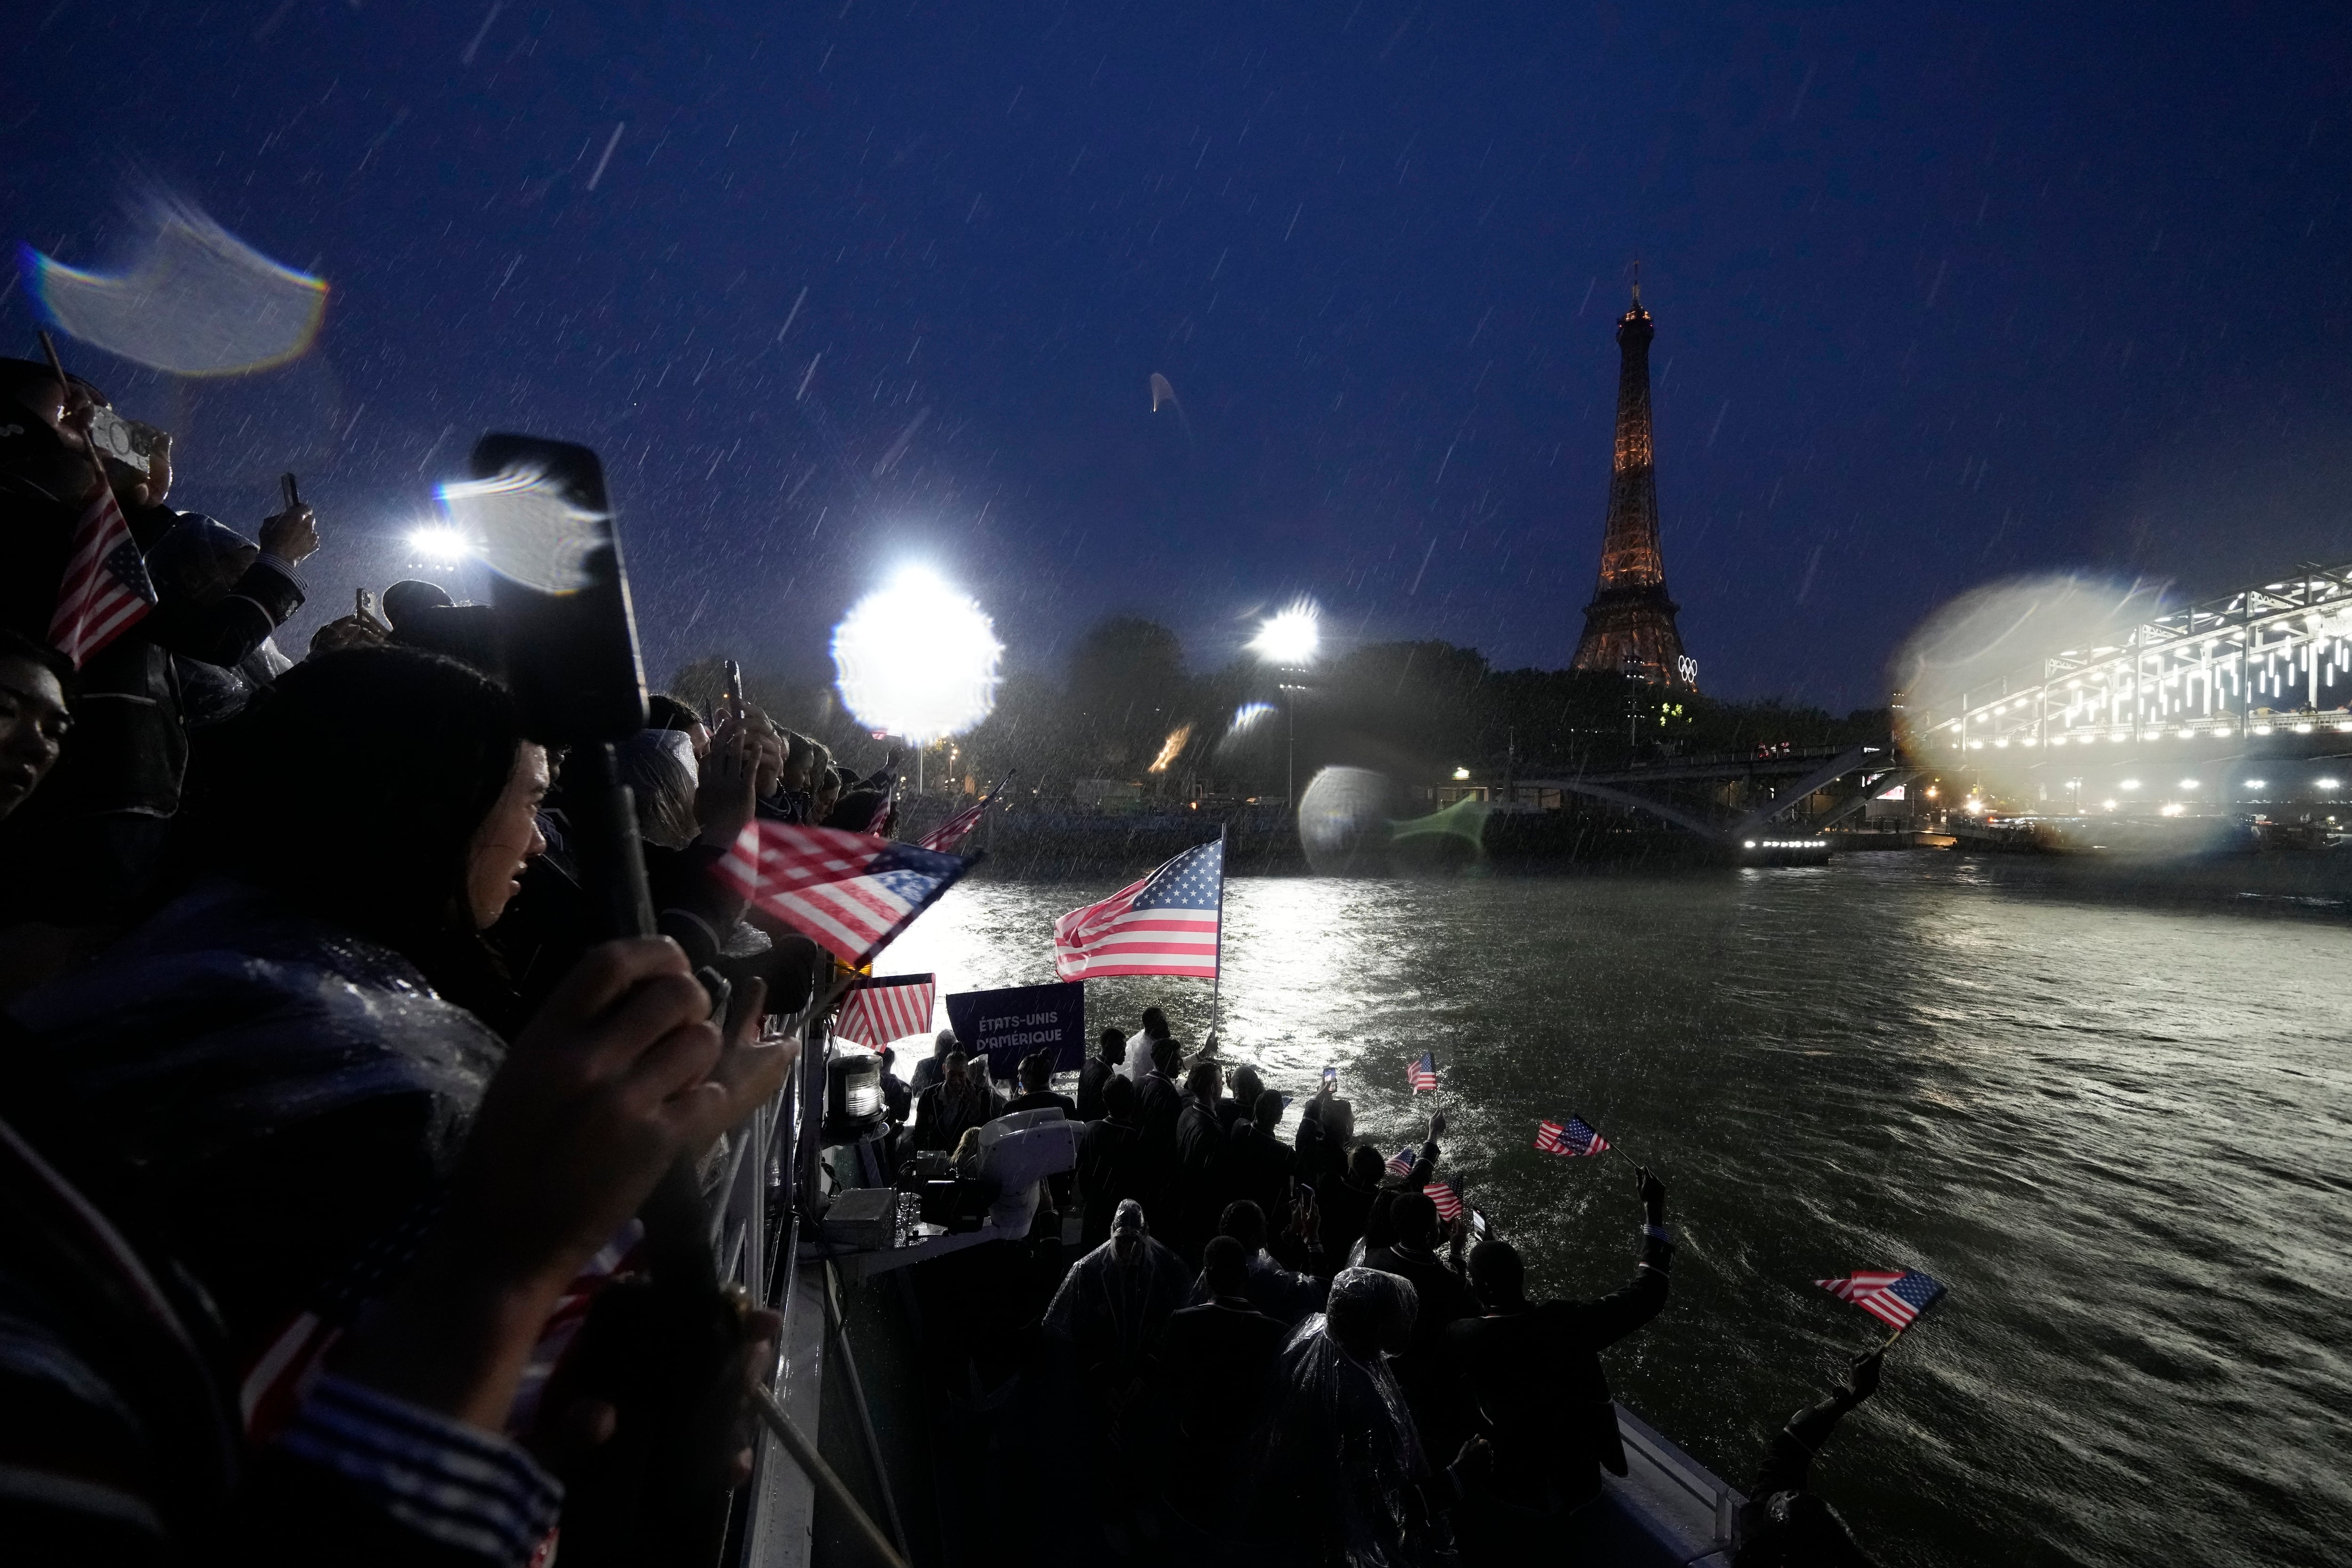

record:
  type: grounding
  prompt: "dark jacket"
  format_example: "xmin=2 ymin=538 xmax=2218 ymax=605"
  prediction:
xmin=3 ymin=881 xmax=503 ymax=1364
xmin=1152 ymin=1296 xmax=1290 ymax=1447
xmin=1441 ymin=1228 xmax=1675 ymax=1506
xmin=1315 ymin=1170 xmax=1379 ymax=1270
xmin=1073 ymin=1117 xmax=1146 ymax=1250
xmin=913 ymin=1081 xmax=994 ymax=1154
xmin=1003 ymin=1090 xmax=1076 ymax=1121
xmin=1076 ymin=1058 xmax=1117 ymax=1122
xmin=0 ymin=490 xmax=303 ymax=922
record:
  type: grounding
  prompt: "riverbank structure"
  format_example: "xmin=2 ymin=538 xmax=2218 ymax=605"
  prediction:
xmin=1572 ymin=279 xmax=1696 ymax=690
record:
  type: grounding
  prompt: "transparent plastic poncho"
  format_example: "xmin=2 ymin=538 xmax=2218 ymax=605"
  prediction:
xmin=1234 ymin=1265 xmax=1440 ymax=1567
xmin=1042 ymin=1199 xmax=1191 ymax=1376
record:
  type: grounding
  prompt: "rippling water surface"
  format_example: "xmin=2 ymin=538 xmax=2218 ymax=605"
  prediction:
xmin=880 ymin=854 xmax=2351 ymax=1568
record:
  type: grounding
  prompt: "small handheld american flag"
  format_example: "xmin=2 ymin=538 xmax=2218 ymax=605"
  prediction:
xmin=1425 ymin=1179 xmax=1464 ymax=1221
xmin=834 ymin=972 xmax=938 ymax=1047
xmin=1817 ymin=1269 xmax=1947 ymax=1332
xmin=1383 ymin=1146 xmax=1417 ymax=1178
xmin=1536 ymin=1116 xmax=1610 ymax=1157
xmin=1406 ymin=1051 xmax=1438 ymax=1092
xmin=47 ymin=483 xmax=156 ymax=669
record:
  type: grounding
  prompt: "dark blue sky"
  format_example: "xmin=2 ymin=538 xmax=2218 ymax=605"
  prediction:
xmin=7 ymin=2 xmax=2348 ymax=708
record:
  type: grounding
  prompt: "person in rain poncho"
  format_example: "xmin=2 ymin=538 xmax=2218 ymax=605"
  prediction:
xmin=1235 ymin=1265 xmax=1456 ymax=1567
xmin=1042 ymin=1198 xmax=1190 ymax=1402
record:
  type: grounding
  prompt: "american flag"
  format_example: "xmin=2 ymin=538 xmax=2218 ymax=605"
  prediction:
xmin=1425 ymin=1179 xmax=1464 ymax=1221
xmin=917 ymin=775 xmax=1007 ymax=852
xmin=47 ymin=484 xmax=156 ymax=669
xmin=834 ymin=972 xmax=938 ymax=1047
xmin=1536 ymin=1116 xmax=1610 ymax=1157
xmin=1816 ymin=1269 xmax=1947 ymax=1332
xmin=1383 ymin=1146 xmax=1417 ymax=1178
xmin=1052 ymin=837 xmax=1223 ymax=980
xmin=717 ymin=821 xmax=971 ymax=968
xmin=1406 ymin=1051 xmax=1438 ymax=1092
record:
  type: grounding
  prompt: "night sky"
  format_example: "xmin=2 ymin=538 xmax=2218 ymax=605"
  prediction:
xmin=7 ymin=3 xmax=2348 ymax=709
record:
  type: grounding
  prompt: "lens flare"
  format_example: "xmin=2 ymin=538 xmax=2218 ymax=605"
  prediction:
xmin=24 ymin=197 xmax=327 ymax=376
xmin=832 ymin=568 xmax=1002 ymax=743
xmin=434 ymin=467 xmax=605 ymax=592
xmin=1148 ymin=723 xmax=1193 ymax=773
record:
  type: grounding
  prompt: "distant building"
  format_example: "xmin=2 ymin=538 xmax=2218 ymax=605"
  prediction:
xmin=1571 ymin=280 xmax=1695 ymax=689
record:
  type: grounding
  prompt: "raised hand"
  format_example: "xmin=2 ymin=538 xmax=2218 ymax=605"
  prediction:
xmin=259 ymin=499 xmax=319 ymax=564
xmin=696 ymin=719 xmax=763 ymax=847
xmin=1635 ymin=1164 xmax=1668 ymax=1224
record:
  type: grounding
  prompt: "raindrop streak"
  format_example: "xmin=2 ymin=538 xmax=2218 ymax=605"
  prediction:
xmin=776 ymin=285 xmax=807 ymax=341
xmin=586 ymin=122 xmax=626 ymax=191
xmin=460 ymin=1 xmax=503 ymax=65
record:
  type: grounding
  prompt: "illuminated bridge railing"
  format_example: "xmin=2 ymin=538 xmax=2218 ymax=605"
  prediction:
xmin=1921 ymin=565 xmax=2352 ymax=755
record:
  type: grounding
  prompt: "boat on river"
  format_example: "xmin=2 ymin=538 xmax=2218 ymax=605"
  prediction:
xmin=714 ymin=1047 xmax=1748 ymax=1568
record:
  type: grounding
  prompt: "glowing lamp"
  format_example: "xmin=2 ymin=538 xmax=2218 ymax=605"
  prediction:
xmin=1248 ymin=601 xmax=1321 ymax=666
xmin=407 ymin=525 xmax=472 ymax=566
xmin=831 ymin=568 xmax=1003 ymax=743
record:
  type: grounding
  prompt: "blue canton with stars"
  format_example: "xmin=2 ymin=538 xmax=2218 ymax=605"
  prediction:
xmin=1132 ymin=839 xmax=1223 ymax=911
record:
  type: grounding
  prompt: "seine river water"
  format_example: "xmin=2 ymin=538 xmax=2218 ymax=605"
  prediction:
xmin=879 ymin=853 xmax=2350 ymax=1568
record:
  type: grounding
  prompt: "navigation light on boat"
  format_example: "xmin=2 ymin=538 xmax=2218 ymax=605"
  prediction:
xmin=826 ymin=1046 xmax=886 ymax=1142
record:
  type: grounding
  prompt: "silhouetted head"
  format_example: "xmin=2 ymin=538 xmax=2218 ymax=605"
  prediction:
xmin=1097 ymin=1027 xmax=1126 ymax=1064
xmin=1140 ymin=1006 xmax=1170 ymax=1039
xmin=1348 ymin=1145 xmax=1386 ymax=1186
xmin=1102 ymin=1074 xmax=1137 ymax=1119
xmin=1020 ymin=1054 xmax=1051 ymax=1093
xmin=1466 ymin=1240 xmax=1526 ymax=1309
xmin=1110 ymin=1198 xmax=1150 ymax=1264
xmin=1218 ymin=1200 xmax=1267 ymax=1253
xmin=1393 ymin=1192 xmax=1440 ymax=1250
xmin=944 ymin=1051 xmax=969 ymax=1086
xmin=1150 ymin=1035 xmax=1184 ymax=1077
xmin=1202 ymin=1236 xmax=1249 ymax=1298
xmin=381 ymin=579 xmax=455 ymax=630
xmin=1325 ymin=1267 xmax=1416 ymax=1361
xmin=1252 ymin=1089 xmax=1284 ymax=1128
xmin=1184 ymin=1059 xmax=1223 ymax=1102
xmin=932 ymin=1030 xmax=957 ymax=1059
xmin=1229 ymin=1064 xmax=1264 ymax=1113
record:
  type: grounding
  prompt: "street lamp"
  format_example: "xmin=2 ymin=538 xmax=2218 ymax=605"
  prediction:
xmin=1248 ymin=601 xmax=1320 ymax=810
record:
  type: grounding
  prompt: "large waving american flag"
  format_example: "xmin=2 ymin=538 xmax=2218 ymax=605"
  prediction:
xmin=718 ymin=822 xmax=971 ymax=968
xmin=1052 ymin=836 xmax=1223 ymax=980
xmin=1816 ymin=1269 xmax=1947 ymax=1332
xmin=48 ymin=484 xmax=156 ymax=668
xmin=834 ymin=972 xmax=938 ymax=1047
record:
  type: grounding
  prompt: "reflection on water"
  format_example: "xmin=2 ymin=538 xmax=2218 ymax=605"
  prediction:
xmin=882 ymin=855 xmax=2352 ymax=1568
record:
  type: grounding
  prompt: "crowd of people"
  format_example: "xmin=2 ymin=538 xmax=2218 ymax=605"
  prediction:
xmin=882 ymin=1017 xmax=1883 ymax=1566
xmin=0 ymin=354 xmax=1884 ymax=1567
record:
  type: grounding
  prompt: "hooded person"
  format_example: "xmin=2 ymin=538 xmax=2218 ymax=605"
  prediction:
xmin=1042 ymin=1198 xmax=1191 ymax=1403
xmin=1232 ymin=1265 xmax=1450 ymax=1564
xmin=2 ymin=646 xmax=564 ymax=1376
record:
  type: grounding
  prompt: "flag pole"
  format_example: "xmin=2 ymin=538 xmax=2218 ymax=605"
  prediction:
xmin=1208 ymin=823 xmax=1227 ymax=1047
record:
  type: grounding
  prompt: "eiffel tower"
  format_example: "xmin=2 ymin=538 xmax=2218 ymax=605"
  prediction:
xmin=1570 ymin=278 xmax=1694 ymax=688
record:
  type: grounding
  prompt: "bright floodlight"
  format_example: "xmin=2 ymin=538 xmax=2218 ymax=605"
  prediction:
xmin=832 ymin=567 xmax=1003 ymax=744
xmin=408 ymin=525 xmax=471 ymax=565
xmin=1249 ymin=600 xmax=1320 ymax=666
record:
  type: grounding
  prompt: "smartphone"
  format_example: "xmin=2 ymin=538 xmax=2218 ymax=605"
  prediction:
xmin=86 ymin=407 xmax=153 ymax=476
xmin=1322 ymin=1065 xmax=1338 ymax=1090
xmin=280 ymin=471 xmax=302 ymax=511
xmin=1470 ymin=1209 xmax=1490 ymax=1241
xmin=355 ymin=588 xmax=387 ymax=633
xmin=722 ymin=658 xmax=745 ymax=719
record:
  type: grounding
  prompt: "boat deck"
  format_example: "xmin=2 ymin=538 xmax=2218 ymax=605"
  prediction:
xmin=739 ymin=1157 xmax=1746 ymax=1568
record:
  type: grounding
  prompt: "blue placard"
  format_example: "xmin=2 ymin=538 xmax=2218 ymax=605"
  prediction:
xmin=944 ymin=980 xmax=1087 ymax=1080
